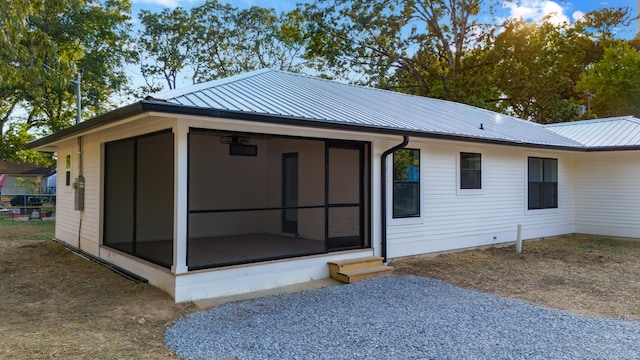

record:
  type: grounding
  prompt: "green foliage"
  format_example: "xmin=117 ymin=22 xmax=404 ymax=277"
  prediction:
xmin=0 ymin=0 xmax=135 ymax=160
xmin=300 ymin=0 xmax=502 ymax=105
xmin=3 ymin=0 xmax=639 ymax=145
xmin=488 ymin=18 xmax=584 ymax=122
xmin=138 ymin=7 xmax=197 ymax=91
xmin=576 ymin=43 xmax=640 ymax=118
xmin=0 ymin=121 xmax=52 ymax=164
xmin=136 ymin=0 xmax=309 ymax=91
xmin=574 ymin=7 xmax=635 ymax=47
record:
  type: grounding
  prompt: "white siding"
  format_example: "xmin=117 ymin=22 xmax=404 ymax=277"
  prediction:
xmin=53 ymin=111 xmax=640 ymax=303
xmin=54 ymin=140 xmax=82 ymax=249
xmin=574 ymin=151 xmax=640 ymax=238
xmin=384 ymin=139 xmax=576 ymax=258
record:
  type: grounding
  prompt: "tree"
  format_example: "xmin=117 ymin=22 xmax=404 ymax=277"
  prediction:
xmin=300 ymin=0 xmax=504 ymax=104
xmin=137 ymin=1 xmax=310 ymax=90
xmin=487 ymin=18 xmax=585 ymax=123
xmin=230 ymin=7 xmax=307 ymax=74
xmin=574 ymin=7 xmax=635 ymax=48
xmin=576 ymin=43 xmax=640 ymax=118
xmin=188 ymin=0 xmax=237 ymax=83
xmin=0 ymin=0 xmax=135 ymax=161
xmin=137 ymin=7 xmax=196 ymax=91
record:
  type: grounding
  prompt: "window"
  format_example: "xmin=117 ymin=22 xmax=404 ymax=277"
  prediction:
xmin=528 ymin=157 xmax=558 ymax=210
xmin=460 ymin=152 xmax=481 ymax=189
xmin=393 ymin=149 xmax=420 ymax=218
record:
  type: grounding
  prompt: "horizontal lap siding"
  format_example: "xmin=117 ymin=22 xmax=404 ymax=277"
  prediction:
xmin=574 ymin=151 xmax=640 ymax=238
xmin=54 ymin=140 xmax=82 ymax=249
xmin=54 ymin=134 xmax=108 ymax=256
xmin=386 ymin=140 xmax=576 ymax=258
xmin=79 ymin=136 xmax=101 ymax=253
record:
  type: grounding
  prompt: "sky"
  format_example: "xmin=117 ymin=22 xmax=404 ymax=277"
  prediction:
xmin=126 ymin=0 xmax=639 ymax=91
xmin=130 ymin=0 xmax=638 ymax=36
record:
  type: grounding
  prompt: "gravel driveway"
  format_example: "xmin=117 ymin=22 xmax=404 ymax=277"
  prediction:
xmin=166 ymin=275 xmax=640 ymax=359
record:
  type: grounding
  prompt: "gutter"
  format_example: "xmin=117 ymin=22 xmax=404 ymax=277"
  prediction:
xmin=380 ymin=136 xmax=410 ymax=262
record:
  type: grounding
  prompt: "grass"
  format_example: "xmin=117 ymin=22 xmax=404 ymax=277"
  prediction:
xmin=0 ymin=218 xmax=55 ymax=241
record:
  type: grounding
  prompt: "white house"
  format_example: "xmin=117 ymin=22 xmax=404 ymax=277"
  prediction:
xmin=0 ymin=160 xmax=55 ymax=196
xmin=28 ymin=69 xmax=640 ymax=302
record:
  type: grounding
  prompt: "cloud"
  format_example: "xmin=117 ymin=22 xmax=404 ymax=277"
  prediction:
xmin=503 ymin=0 xmax=571 ymax=25
xmin=132 ymin=0 xmax=203 ymax=8
xmin=572 ymin=10 xmax=585 ymax=22
xmin=133 ymin=0 xmax=180 ymax=7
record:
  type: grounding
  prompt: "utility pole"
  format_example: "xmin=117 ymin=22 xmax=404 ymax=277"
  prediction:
xmin=75 ymin=70 xmax=83 ymax=125
xmin=584 ymin=90 xmax=595 ymax=111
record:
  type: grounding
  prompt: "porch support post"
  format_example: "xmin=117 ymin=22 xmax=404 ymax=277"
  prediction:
xmin=172 ymin=122 xmax=189 ymax=274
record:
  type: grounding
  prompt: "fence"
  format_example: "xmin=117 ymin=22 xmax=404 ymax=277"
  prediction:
xmin=0 ymin=194 xmax=56 ymax=220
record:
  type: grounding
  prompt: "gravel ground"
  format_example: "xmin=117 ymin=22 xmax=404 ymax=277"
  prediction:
xmin=166 ymin=275 xmax=640 ymax=360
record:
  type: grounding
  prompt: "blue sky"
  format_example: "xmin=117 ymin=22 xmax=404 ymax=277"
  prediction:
xmin=127 ymin=0 xmax=639 ymax=91
xmin=131 ymin=0 xmax=638 ymax=39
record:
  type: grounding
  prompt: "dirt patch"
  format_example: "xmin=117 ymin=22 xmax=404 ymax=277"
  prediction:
xmin=391 ymin=234 xmax=640 ymax=321
xmin=1 ymin=234 xmax=639 ymax=358
xmin=0 ymin=240 xmax=194 ymax=359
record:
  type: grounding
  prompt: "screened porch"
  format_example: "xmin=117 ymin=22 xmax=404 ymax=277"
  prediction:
xmin=102 ymin=128 xmax=371 ymax=271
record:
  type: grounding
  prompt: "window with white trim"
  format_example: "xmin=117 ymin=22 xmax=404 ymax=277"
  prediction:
xmin=460 ymin=152 xmax=481 ymax=189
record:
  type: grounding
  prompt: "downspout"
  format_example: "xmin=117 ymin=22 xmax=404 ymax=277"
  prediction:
xmin=381 ymin=135 xmax=409 ymax=263
xmin=75 ymin=70 xmax=84 ymax=249
xmin=76 ymin=136 xmax=84 ymax=250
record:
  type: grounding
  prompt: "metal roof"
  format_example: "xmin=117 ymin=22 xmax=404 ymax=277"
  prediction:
xmin=28 ymin=69 xmax=640 ymax=151
xmin=152 ymin=69 xmax=583 ymax=148
xmin=545 ymin=116 xmax=640 ymax=149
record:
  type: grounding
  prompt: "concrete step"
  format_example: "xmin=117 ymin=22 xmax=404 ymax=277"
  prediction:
xmin=332 ymin=265 xmax=394 ymax=283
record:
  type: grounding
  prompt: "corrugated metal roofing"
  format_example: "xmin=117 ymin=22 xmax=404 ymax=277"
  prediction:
xmin=152 ymin=69 xmax=585 ymax=148
xmin=545 ymin=116 xmax=640 ymax=148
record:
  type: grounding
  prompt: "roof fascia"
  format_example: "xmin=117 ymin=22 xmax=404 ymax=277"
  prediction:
xmin=584 ymin=146 xmax=640 ymax=152
xmin=27 ymin=102 xmax=148 ymax=150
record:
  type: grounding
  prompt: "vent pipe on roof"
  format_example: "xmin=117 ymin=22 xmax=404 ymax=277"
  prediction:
xmin=380 ymin=135 xmax=410 ymax=263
